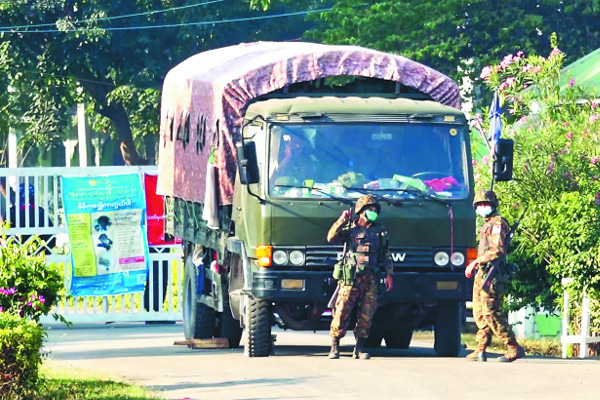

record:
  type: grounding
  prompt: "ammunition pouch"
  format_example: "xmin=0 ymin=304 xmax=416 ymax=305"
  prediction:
xmin=332 ymin=251 xmax=357 ymax=286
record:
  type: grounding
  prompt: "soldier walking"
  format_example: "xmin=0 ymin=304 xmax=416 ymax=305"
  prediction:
xmin=465 ymin=190 xmax=525 ymax=362
xmin=327 ymin=195 xmax=394 ymax=359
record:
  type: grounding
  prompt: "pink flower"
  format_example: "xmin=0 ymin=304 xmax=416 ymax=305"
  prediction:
xmin=499 ymin=81 xmax=508 ymax=91
xmin=590 ymin=114 xmax=599 ymax=123
xmin=563 ymin=121 xmax=568 ymax=127
xmin=523 ymin=84 xmax=529 ymax=89
xmin=482 ymin=155 xmax=490 ymax=163
xmin=550 ymin=48 xmax=562 ymax=57
xmin=519 ymin=115 xmax=527 ymax=124
xmin=516 ymin=51 xmax=524 ymax=58
xmin=592 ymin=102 xmax=598 ymax=110
xmin=566 ymin=132 xmax=572 ymax=139
xmin=0 ymin=306 xmax=3 ymax=312
xmin=480 ymin=66 xmax=493 ymax=79
xmin=500 ymin=54 xmax=515 ymax=69
xmin=472 ymin=159 xmax=478 ymax=165
xmin=506 ymin=77 xmax=516 ymax=87
xmin=569 ymin=78 xmax=576 ymax=87
xmin=39 ymin=296 xmax=45 ymax=304
xmin=591 ymin=156 xmax=599 ymax=165
xmin=521 ymin=64 xmax=532 ymax=73
xmin=531 ymin=66 xmax=543 ymax=74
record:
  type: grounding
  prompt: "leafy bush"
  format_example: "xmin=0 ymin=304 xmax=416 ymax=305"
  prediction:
xmin=473 ymin=34 xmax=600 ymax=333
xmin=0 ymin=227 xmax=65 ymax=321
xmin=0 ymin=312 xmax=45 ymax=399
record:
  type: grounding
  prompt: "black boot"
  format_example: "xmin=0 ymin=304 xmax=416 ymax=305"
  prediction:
xmin=328 ymin=337 xmax=340 ymax=359
xmin=353 ymin=338 xmax=370 ymax=360
xmin=498 ymin=340 xmax=526 ymax=362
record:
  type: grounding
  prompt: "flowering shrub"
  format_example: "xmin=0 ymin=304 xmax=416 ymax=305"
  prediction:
xmin=0 ymin=226 xmax=67 ymax=397
xmin=0 ymin=226 xmax=65 ymax=322
xmin=473 ymin=34 xmax=600 ymax=334
xmin=0 ymin=312 xmax=45 ymax=399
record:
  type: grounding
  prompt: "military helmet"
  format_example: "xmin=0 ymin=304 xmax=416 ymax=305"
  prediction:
xmin=473 ymin=190 xmax=499 ymax=208
xmin=355 ymin=194 xmax=381 ymax=215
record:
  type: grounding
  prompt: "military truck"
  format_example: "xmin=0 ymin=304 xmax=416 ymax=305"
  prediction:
xmin=157 ymin=42 xmax=512 ymax=357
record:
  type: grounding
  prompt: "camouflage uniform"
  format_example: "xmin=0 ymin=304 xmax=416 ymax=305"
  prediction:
xmin=327 ymin=195 xmax=393 ymax=358
xmin=468 ymin=190 xmax=525 ymax=362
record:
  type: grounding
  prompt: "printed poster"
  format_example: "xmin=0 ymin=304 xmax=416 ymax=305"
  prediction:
xmin=144 ymin=173 xmax=181 ymax=246
xmin=62 ymin=173 xmax=149 ymax=296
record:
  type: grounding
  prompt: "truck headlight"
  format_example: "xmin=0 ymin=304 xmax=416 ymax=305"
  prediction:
xmin=450 ymin=252 xmax=465 ymax=266
xmin=272 ymin=250 xmax=289 ymax=265
xmin=434 ymin=251 xmax=449 ymax=266
xmin=289 ymin=250 xmax=305 ymax=266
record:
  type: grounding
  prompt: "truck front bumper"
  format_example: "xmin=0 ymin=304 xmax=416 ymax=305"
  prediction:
xmin=248 ymin=270 xmax=472 ymax=303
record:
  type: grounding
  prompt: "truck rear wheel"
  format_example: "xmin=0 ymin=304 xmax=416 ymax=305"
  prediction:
xmin=183 ymin=251 xmax=215 ymax=340
xmin=384 ymin=324 xmax=413 ymax=349
xmin=244 ymin=296 xmax=271 ymax=357
xmin=434 ymin=301 xmax=461 ymax=357
xmin=217 ymin=308 xmax=243 ymax=348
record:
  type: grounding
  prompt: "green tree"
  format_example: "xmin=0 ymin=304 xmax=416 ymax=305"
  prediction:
xmin=473 ymin=38 xmax=600 ymax=333
xmin=0 ymin=0 xmax=315 ymax=165
xmin=305 ymin=0 xmax=600 ymax=91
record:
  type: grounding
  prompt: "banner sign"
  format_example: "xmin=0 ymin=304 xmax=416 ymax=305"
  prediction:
xmin=61 ymin=173 xmax=149 ymax=296
xmin=144 ymin=173 xmax=181 ymax=246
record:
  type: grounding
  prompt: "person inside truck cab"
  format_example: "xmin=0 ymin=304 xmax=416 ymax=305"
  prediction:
xmin=269 ymin=130 xmax=318 ymax=188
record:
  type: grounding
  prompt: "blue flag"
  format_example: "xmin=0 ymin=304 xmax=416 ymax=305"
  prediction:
xmin=488 ymin=91 xmax=502 ymax=151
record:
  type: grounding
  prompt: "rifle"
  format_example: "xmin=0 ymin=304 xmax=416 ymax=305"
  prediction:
xmin=481 ymin=207 xmax=527 ymax=292
xmin=328 ymin=242 xmax=347 ymax=309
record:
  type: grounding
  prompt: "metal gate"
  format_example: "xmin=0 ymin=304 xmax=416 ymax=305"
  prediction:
xmin=0 ymin=166 xmax=183 ymax=324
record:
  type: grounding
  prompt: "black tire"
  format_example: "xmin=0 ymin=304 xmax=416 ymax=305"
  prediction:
xmin=183 ymin=252 xmax=216 ymax=340
xmin=244 ymin=296 xmax=272 ymax=357
xmin=434 ymin=301 xmax=461 ymax=357
xmin=365 ymin=321 xmax=384 ymax=348
xmin=217 ymin=307 xmax=243 ymax=348
xmin=384 ymin=325 xmax=413 ymax=349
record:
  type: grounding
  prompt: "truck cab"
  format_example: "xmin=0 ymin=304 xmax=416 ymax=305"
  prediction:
xmin=228 ymin=95 xmax=475 ymax=356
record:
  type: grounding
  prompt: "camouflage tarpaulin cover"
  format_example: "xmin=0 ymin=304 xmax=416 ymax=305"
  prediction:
xmin=157 ymin=41 xmax=462 ymax=205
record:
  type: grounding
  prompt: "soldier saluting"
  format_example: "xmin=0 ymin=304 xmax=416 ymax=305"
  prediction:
xmin=465 ymin=190 xmax=525 ymax=362
xmin=326 ymin=194 xmax=394 ymax=360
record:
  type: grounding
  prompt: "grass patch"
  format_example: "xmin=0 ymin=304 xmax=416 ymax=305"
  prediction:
xmin=39 ymin=360 xmax=161 ymax=400
xmin=413 ymin=330 xmax=562 ymax=357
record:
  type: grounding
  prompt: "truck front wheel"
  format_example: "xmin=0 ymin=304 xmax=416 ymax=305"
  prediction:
xmin=384 ymin=324 xmax=413 ymax=349
xmin=433 ymin=301 xmax=461 ymax=357
xmin=244 ymin=295 xmax=271 ymax=357
xmin=183 ymin=252 xmax=215 ymax=340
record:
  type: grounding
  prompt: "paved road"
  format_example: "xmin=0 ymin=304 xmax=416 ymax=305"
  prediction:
xmin=44 ymin=323 xmax=599 ymax=400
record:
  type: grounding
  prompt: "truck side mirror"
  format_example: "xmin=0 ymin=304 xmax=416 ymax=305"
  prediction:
xmin=494 ymin=139 xmax=513 ymax=182
xmin=236 ymin=141 xmax=259 ymax=185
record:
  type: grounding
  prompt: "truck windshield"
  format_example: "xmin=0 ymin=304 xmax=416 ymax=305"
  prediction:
xmin=268 ymin=122 xmax=469 ymax=200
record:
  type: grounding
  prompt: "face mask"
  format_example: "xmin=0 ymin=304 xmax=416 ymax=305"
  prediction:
xmin=364 ymin=210 xmax=378 ymax=222
xmin=475 ymin=205 xmax=493 ymax=218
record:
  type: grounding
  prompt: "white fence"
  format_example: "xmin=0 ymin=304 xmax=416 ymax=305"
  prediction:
xmin=561 ymin=279 xmax=600 ymax=358
xmin=0 ymin=166 xmax=184 ymax=325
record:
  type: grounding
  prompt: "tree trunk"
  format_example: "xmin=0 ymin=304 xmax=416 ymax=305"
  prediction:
xmin=78 ymin=79 xmax=148 ymax=166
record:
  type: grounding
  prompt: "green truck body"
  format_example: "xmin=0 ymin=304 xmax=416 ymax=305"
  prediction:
xmin=158 ymin=42 xmax=480 ymax=357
